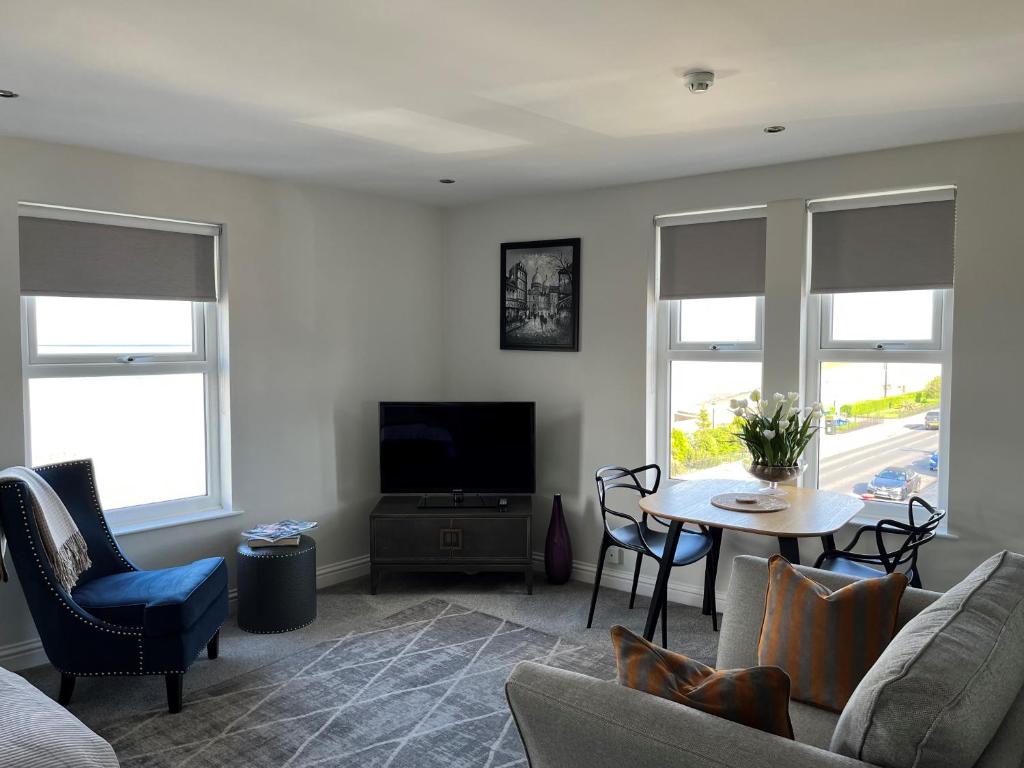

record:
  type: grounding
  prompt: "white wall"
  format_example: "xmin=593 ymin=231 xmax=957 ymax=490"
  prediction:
xmin=3 ymin=129 xmax=1022 ymax=667
xmin=0 ymin=136 xmax=445 ymax=659
xmin=442 ymin=131 xmax=1024 ymax=598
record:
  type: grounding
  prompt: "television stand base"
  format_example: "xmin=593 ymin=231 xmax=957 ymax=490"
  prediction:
xmin=370 ymin=495 xmax=533 ymax=595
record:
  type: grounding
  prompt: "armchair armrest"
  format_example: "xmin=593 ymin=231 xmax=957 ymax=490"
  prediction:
xmin=506 ymin=662 xmax=872 ymax=768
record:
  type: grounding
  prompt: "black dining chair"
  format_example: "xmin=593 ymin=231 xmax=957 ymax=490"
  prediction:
xmin=586 ymin=464 xmax=717 ymax=645
xmin=814 ymin=495 xmax=946 ymax=588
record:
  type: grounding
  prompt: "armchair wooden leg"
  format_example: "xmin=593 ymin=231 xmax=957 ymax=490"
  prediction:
xmin=207 ymin=630 xmax=220 ymax=660
xmin=165 ymin=673 xmax=183 ymax=714
xmin=58 ymin=672 xmax=75 ymax=706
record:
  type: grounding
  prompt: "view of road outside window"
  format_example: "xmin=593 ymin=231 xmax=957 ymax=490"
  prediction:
xmin=27 ymin=297 xmax=209 ymax=509
xmin=669 ymin=360 xmax=762 ymax=479
xmin=818 ymin=363 xmax=941 ymax=505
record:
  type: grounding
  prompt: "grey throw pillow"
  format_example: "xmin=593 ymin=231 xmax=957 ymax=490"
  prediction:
xmin=830 ymin=550 xmax=1024 ymax=768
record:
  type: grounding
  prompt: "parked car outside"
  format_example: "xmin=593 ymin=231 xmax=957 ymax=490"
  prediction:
xmin=924 ymin=411 xmax=940 ymax=430
xmin=929 ymin=451 xmax=939 ymax=472
xmin=868 ymin=467 xmax=921 ymax=501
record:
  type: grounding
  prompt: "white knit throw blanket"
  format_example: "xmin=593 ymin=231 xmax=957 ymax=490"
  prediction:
xmin=0 ymin=467 xmax=92 ymax=592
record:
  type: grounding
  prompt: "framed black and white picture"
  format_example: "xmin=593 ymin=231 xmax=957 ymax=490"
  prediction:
xmin=500 ymin=238 xmax=580 ymax=351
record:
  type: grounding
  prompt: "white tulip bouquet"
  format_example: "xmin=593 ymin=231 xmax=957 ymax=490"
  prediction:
xmin=730 ymin=390 xmax=822 ymax=468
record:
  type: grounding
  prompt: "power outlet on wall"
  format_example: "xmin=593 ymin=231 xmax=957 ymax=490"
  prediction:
xmin=605 ymin=548 xmax=622 ymax=566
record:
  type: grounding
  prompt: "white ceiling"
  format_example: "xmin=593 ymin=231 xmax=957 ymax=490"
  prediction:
xmin=3 ymin=0 xmax=1024 ymax=206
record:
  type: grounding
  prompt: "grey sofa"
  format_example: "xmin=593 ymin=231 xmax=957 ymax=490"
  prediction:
xmin=0 ymin=665 xmax=118 ymax=767
xmin=506 ymin=554 xmax=1024 ymax=768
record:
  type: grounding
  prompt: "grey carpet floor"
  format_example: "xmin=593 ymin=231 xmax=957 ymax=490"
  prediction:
xmin=95 ymin=597 xmax=621 ymax=767
xmin=19 ymin=572 xmax=720 ymax=738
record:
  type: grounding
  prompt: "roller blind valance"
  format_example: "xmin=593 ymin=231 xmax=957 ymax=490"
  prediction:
xmin=810 ymin=197 xmax=955 ymax=294
xmin=658 ymin=216 xmax=766 ymax=300
xmin=19 ymin=216 xmax=219 ymax=301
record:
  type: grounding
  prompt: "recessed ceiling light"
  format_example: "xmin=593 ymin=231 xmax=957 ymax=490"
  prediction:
xmin=0 ymin=89 xmax=19 ymax=99
xmin=763 ymin=125 xmax=786 ymax=134
xmin=439 ymin=178 xmax=456 ymax=184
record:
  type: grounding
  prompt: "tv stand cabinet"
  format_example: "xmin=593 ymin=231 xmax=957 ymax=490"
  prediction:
xmin=370 ymin=495 xmax=533 ymax=595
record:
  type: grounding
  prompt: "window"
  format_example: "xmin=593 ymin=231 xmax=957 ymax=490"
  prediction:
xmin=19 ymin=206 xmax=224 ymax=530
xmin=805 ymin=289 xmax=951 ymax=515
xmin=655 ymin=208 xmax=767 ymax=482
xmin=660 ymin=297 xmax=764 ymax=480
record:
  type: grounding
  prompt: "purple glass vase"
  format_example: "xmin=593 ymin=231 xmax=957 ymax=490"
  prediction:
xmin=544 ymin=494 xmax=573 ymax=584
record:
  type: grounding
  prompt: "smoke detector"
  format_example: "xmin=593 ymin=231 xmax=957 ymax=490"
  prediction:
xmin=681 ymin=70 xmax=715 ymax=94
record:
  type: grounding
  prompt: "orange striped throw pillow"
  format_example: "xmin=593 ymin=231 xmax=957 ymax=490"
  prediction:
xmin=611 ymin=625 xmax=794 ymax=738
xmin=758 ymin=554 xmax=908 ymax=712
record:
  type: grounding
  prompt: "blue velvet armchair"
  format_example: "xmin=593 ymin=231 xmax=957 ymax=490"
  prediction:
xmin=0 ymin=459 xmax=228 ymax=713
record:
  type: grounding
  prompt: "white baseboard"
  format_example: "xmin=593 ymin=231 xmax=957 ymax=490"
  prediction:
xmin=531 ymin=551 xmax=727 ymax=610
xmin=0 ymin=554 xmax=372 ymax=673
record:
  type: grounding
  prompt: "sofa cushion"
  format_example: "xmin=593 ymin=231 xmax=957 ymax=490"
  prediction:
xmin=611 ymin=625 xmax=794 ymax=738
xmin=831 ymin=550 xmax=1024 ymax=768
xmin=758 ymin=554 xmax=908 ymax=712
xmin=74 ymin=556 xmax=227 ymax=636
xmin=790 ymin=700 xmax=840 ymax=750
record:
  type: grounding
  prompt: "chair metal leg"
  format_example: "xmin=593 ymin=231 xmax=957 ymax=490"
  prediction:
xmin=909 ymin=567 xmax=923 ymax=589
xmin=660 ymin=590 xmax=668 ymax=648
xmin=586 ymin=537 xmax=610 ymax=629
xmin=629 ymin=551 xmax=643 ymax=609
xmin=58 ymin=672 xmax=75 ymax=706
xmin=207 ymin=630 xmax=220 ymax=660
xmin=704 ymin=527 xmax=723 ymax=632
xmin=644 ymin=521 xmax=681 ymax=641
xmin=165 ymin=673 xmax=183 ymax=714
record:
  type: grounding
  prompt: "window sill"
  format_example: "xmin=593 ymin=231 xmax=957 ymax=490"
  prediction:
xmin=109 ymin=506 xmax=244 ymax=536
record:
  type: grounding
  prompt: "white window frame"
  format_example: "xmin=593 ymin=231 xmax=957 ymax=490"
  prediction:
xmin=819 ymin=291 xmax=945 ymax=351
xmin=19 ymin=206 xmax=232 ymax=534
xmin=802 ymin=288 xmax=953 ymax=522
xmin=653 ymin=206 xmax=768 ymax=484
xmin=669 ymin=297 xmax=765 ymax=353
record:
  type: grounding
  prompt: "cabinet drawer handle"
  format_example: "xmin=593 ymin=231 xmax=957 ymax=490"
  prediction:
xmin=440 ymin=528 xmax=463 ymax=550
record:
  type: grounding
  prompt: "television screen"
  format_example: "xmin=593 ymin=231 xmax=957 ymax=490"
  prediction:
xmin=379 ymin=402 xmax=535 ymax=494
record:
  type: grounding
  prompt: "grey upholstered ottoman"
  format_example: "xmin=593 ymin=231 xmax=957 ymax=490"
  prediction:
xmin=236 ymin=535 xmax=317 ymax=633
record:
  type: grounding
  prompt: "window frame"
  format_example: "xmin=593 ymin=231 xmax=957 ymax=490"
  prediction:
xmin=802 ymin=287 xmax=953 ymax=522
xmin=669 ymin=296 xmax=765 ymax=353
xmin=654 ymin=207 xmax=768 ymax=485
xmin=656 ymin=297 xmax=765 ymax=485
xmin=19 ymin=210 xmax=228 ymax=533
xmin=819 ymin=290 xmax=945 ymax=351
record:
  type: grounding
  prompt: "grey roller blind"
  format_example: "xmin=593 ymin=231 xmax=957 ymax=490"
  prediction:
xmin=659 ymin=216 xmax=766 ymax=300
xmin=19 ymin=216 xmax=218 ymax=301
xmin=810 ymin=199 xmax=955 ymax=294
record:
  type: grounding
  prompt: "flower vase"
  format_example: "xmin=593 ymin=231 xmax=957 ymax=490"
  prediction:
xmin=544 ymin=494 xmax=572 ymax=585
xmin=748 ymin=463 xmax=805 ymax=496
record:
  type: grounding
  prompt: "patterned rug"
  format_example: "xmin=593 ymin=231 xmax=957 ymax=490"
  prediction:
xmin=97 ymin=599 xmax=617 ymax=767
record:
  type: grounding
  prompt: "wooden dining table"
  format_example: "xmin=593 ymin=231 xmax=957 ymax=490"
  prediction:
xmin=636 ymin=478 xmax=864 ymax=641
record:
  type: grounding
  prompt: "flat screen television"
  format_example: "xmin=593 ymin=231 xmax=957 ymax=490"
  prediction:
xmin=379 ymin=402 xmax=535 ymax=494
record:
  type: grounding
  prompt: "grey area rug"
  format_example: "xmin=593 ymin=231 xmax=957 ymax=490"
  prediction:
xmin=97 ymin=598 xmax=617 ymax=767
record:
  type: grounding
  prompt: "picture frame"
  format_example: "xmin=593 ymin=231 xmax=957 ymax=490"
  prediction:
xmin=500 ymin=238 xmax=580 ymax=351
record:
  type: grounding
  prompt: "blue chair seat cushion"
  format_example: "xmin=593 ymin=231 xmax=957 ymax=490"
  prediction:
xmin=73 ymin=557 xmax=227 ymax=637
xmin=818 ymin=556 xmax=888 ymax=580
xmin=609 ymin=525 xmax=713 ymax=565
